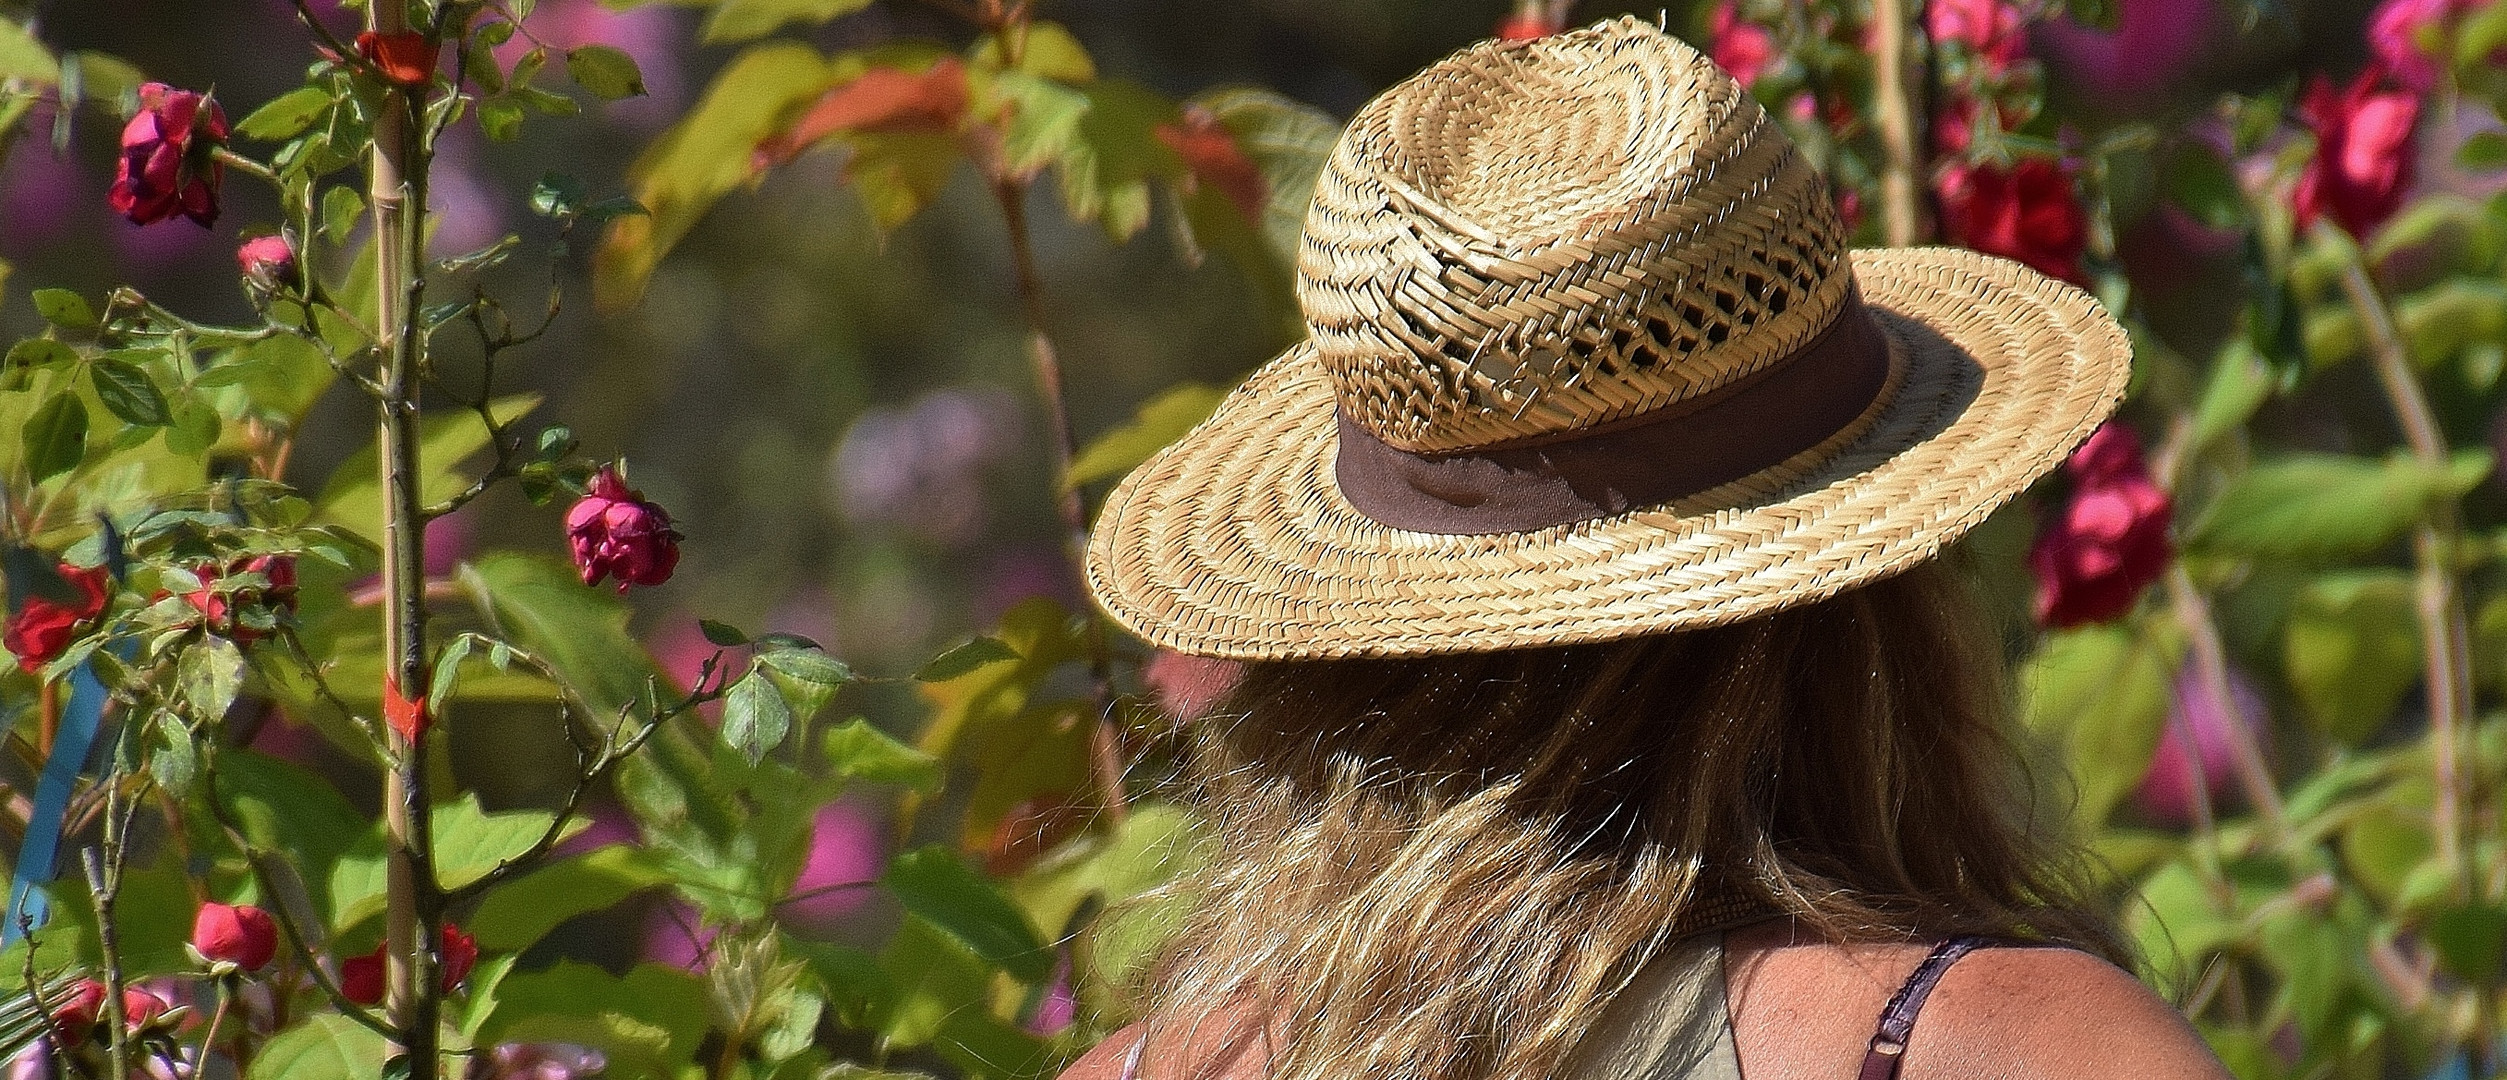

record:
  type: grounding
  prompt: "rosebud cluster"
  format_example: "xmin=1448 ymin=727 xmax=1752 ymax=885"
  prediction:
xmin=179 ymin=555 xmax=298 ymax=643
xmin=42 ymin=980 xmax=174 ymax=1046
xmin=2027 ymin=424 xmax=2174 ymax=629
xmin=566 ymin=466 xmax=681 ymax=592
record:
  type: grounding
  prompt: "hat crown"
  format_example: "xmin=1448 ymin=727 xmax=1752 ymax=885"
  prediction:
xmin=1297 ymin=17 xmax=1853 ymax=454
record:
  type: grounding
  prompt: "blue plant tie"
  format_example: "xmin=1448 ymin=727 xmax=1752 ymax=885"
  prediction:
xmin=4 ymin=659 xmax=109 ymax=947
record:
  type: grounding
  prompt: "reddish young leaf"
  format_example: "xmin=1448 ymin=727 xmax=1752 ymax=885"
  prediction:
xmin=758 ymin=57 xmax=970 ymax=167
xmin=356 ymin=31 xmax=441 ymax=87
xmin=1156 ymin=107 xmax=1266 ymax=226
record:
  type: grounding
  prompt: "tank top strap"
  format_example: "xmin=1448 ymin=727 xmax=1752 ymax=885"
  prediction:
xmin=1854 ymin=935 xmax=1996 ymax=1080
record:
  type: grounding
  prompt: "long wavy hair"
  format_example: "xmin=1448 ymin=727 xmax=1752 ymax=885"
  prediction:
xmin=1134 ymin=560 xmax=2126 ymax=1080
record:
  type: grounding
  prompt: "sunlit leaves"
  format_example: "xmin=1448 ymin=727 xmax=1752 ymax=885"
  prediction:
xmin=565 ymin=45 xmax=647 ymax=100
xmin=1066 ymin=383 xmax=1226 ymax=491
xmin=2188 ymin=452 xmax=2492 ymax=560
xmin=2283 ymin=572 xmax=2421 ymax=746
xmin=21 ymin=392 xmax=88 ymax=483
xmin=823 ymin=718 xmax=941 ymax=793
xmin=31 ymin=288 xmax=95 ymax=330
xmin=0 ymin=17 xmax=58 ymax=83
xmin=234 ymin=86 xmax=336 ymax=142
xmin=699 ymin=0 xmax=878 ymax=44
xmin=880 ymin=847 xmax=1053 ymax=983
xmin=2021 ymin=622 xmax=2182 ymax=829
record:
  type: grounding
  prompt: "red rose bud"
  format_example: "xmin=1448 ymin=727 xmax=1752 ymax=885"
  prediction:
xmin=119 ymin=987 xmax=169 ymax=1030
xmin=181 ymin=555 xmax=297 ymax=643
xmin=46 ymin=979 xmax=107 ymax=1044
xmin=441 ymin=923 xmax=478 ymax=990
xmin=355 ymin=31 xmax=440 ymax=87
xmin=108 ymin=83 xmax=229 ymax=228
xmin=237 ymin=235 xmax=300 ymax=295
xmin=1155 ymin=108 xmax=1267 ymax=226
xmin=566 ymin=466 xmax=681 ymax=592
xmin=1709 ymin=1 xmax=1778 ymax=86
xmin=192 ymin=902 xmax=278 ymax=972
xmin=6 ymin=563 xmax=112 ymax=674
xmin=2295 ymin=66 xmax=2421 ymax=240
xmin=339 ymin=946 xmax=384 ymax=1005
xmin=1936 ymin=157 xmax=2090 ymax=285
xmin=2028 ymin=424 xmax=2174 ymax=629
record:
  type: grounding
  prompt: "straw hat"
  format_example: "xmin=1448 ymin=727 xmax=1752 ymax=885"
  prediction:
xmin=1086 ymin=16 xmax=2130 ymax=660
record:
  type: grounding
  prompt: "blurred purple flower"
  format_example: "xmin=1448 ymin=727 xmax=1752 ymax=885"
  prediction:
xmin=779 ymin=801 xmax=885 ymax=937
xmin=977 ymin=547 xmax=1085 ymax=624
xmin=642 ymin=900 xmax=716 ymax=971
xmin=492 ymin=0 xmax=687 ymax=125
xmin=830 ymin=389 xmax=1020 ymax=545
xmin=0 ymin=135 xmax=83 ymax=257
xmin=8 ymin=1042 xmax=55 ymax=1080
xmin=1025 ymin=948 xmax=1077 ymax=1036
xmin=425 ymin=129 xmax=507 ymax=259
xmin=472 ymin=1043 xmax=608 ymax=1080
xmin=2036 ymin=0 xmax=2217 ymax=104
xmin=554 ymin=802 xmax=639 ymax=858
xmin=2137 ymin=664 xmax=2267 ymax=826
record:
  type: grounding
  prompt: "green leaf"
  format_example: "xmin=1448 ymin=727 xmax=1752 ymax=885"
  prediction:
xmin=970 ymin=21 xmax=1096 ymax=83
xmin=880 ymin=847 xmax=1053 ymax=982
xmin=2340 ymin=802 xmax=2433 ymax=908
xmin=477 ymin=962 xmax=711 ymax=1077
xmin=235 ymin=86 xmax=334 ymax=141
xmin=334 ymin=796 xmax=581 ymax=929
xmin=2463 ymin=131 xmax=2507 ymax=171
xmin=2190 ymin=452 xmax=2492 ymax=560
xmin=823 ymin=717 xmax=941 ymax=793
xmin=22 ymin=392 xmax=88 ymax=483
xmin=165 ymin=398 xmax=220 ymax=457
xmin=6 ymin=338 xmax=76 ymax=371
xmin=479 ymin=96 xmax=526 ymax=141
xmin=0 ymin=17 xmax=60 ymax=84
xmin=249 ymin=1014 xmax=387 ymax=1080
xmin=2021 ymin=623 xmax=2181 ymax=828
xmin=30 ymin=288 xmax=94 ymax=330
xmin=566 ymin=45 xmax=646 ymax=99
xmin=1009 ymin=802 xmax=1207 ymax=987
xmin=320 ymin=185 xmax=366 ymax=244
xmin=532 ymin=171 xmax=588 ymax=218
xmin=88 ymin=355 xmax=170 ymax=426
xmin=876 ymin=917 xmax=991 ymax=1048
xmin=468 ymin=845 xmax=669 ymax=952
xmin=179 ymin=636 xmax=247 ymax=720
xmin=2427 ymin=904 xmax=2507 ymax=983
xmin=1197 ymin=86 xmax=1343 ymax=268
xmin=699 ymin=618 xmax=749 ymax=647
xmin=213 ymin=752 xmax=369 ymax=917
xmin=759 ymin=646 xmax=850 ymax=687
xmin=701 ymin=0 xmax=877 ymax=43
xmin=2285 ymin=571 xmax=2421 ymax=745
xmin=2188 ymin=341 xmax=2271 ymax=459
xmin=1067 ymin=383 xmax=1226 ymax=490
xmin=459 ymin=552 xmax=663 ymax=722
xmin=2161 ymin=143 xmax=2246 ymax=231
xmin=915 ymin=636 xmax=1021 ymax=682
xmin=598 ymin=43 xmax=840 ymax=304
xmin=723 ymin=664 xmax=794 ymax=764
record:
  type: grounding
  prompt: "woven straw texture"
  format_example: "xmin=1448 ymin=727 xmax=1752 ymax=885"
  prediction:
xmin=1084 ymin=19 xmax=2133 ymax=660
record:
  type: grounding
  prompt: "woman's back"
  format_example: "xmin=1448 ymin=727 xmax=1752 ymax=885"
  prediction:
xmin=1062 ymin=920 xmax=2231 ymax=1080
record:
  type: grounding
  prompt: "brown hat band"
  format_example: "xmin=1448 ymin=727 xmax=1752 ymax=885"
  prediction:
xmin=1332 ymin=291 xmax=1897 ymax=535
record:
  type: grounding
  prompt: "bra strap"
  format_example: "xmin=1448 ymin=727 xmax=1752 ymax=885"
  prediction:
xmin=1854 ymin=936 xmax=1990 ymax=1080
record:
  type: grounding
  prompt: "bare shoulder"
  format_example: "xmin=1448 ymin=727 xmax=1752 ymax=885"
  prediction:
xmin=1057 ymin=1024 xmax=1145 ymax=1080
xmin=1910 ymin=947 xmax=2233 ymax=1080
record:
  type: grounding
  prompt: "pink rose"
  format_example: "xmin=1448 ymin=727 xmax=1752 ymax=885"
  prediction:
xmin=565 ymin=465 xmax=682 ymax=592
xmin=109 ymin=84 xmax=228 ymax=228
xmin=1710 ymin=1 xmax=1779 ymax=86
xmin=2295 ymin=66 xmax=2422 ymax=239
xmin=2028 ymin=424 xmax=2174 ymax=629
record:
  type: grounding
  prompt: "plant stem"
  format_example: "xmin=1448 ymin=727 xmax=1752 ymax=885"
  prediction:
xmin=370 ymin=1 xmax=442 ymax=1073
xmin=989 ymin=177 xmax=1127 ymax=824
xmin=86 ymin=838 xmax=128 ymax=1080
xmin=1871 ymin=0 xmax=1925 ymax=247
xmin=2337 ymin=253 xmax=2472 ymax=883
xmin=2165 ymin=565 xmax=2288 ymax=844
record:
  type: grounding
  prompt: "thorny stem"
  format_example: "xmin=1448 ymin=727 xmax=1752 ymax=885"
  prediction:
xmin=2336 ymin=250 xmax=2472 ymax=884
xmin=85 ymin=795 xmax=130 ymax=1080
xmin=990 ymin=176 xmax=1128 ymax=824
xmin=369 ymin=1 xmax=443 ymax=1073
xmin=21 ymin=920 xmax=90 ymax=1080
xmin=1871 ymin=0 xmax=1926 ymax=246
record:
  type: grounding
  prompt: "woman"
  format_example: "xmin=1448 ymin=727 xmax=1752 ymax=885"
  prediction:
xmin=1070 ymin=18 xmax=2229 ymax=1080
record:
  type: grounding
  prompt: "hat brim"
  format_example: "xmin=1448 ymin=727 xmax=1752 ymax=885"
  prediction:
xmin=1085 ymin=248 xmax=2131 ymax=660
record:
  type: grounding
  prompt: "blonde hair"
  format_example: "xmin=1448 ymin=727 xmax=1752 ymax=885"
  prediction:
xmin=1137 ymin=561 xmax=2124 ymax=1080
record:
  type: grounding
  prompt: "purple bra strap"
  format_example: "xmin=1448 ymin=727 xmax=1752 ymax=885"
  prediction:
xmin=1854 ymin=936 xmax=1991 ymax=1080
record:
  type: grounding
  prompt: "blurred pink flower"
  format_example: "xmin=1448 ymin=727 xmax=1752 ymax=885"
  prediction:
xmin=2296 ymin=66 xmax=2423 ymax=239
xmin=642 ymin=901 xmax=716 ymax=971
xmin=2036 ymin=0 xmax=2216 ymax=101
xmin=1709 ymin=1 xmax=1778 ymax=86
xmin=1143 ymin=650 xmax=1244 ymax=726
xmin=424 ymin=129 xmax=508 ymax=258
xmin=2028 ymin=424 xmax=2173 ymax=629
xmin=475 ymin=1043 xmax=608 ymax=1080
xmin=2370 ymin=0 xmax=2475 ymax=92
xmin=1929 ymin=0 xmax=2028 ymax=74
xmin=1025 ymin=948 xmax=1077 ymax=1036
xmin=0 ymin=136 xmax=83 ymax=255
xmin=779 ymin=802 xmax=884 ymax=936
xmin=2137 ymin=664 xmax=2266 ymax=826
